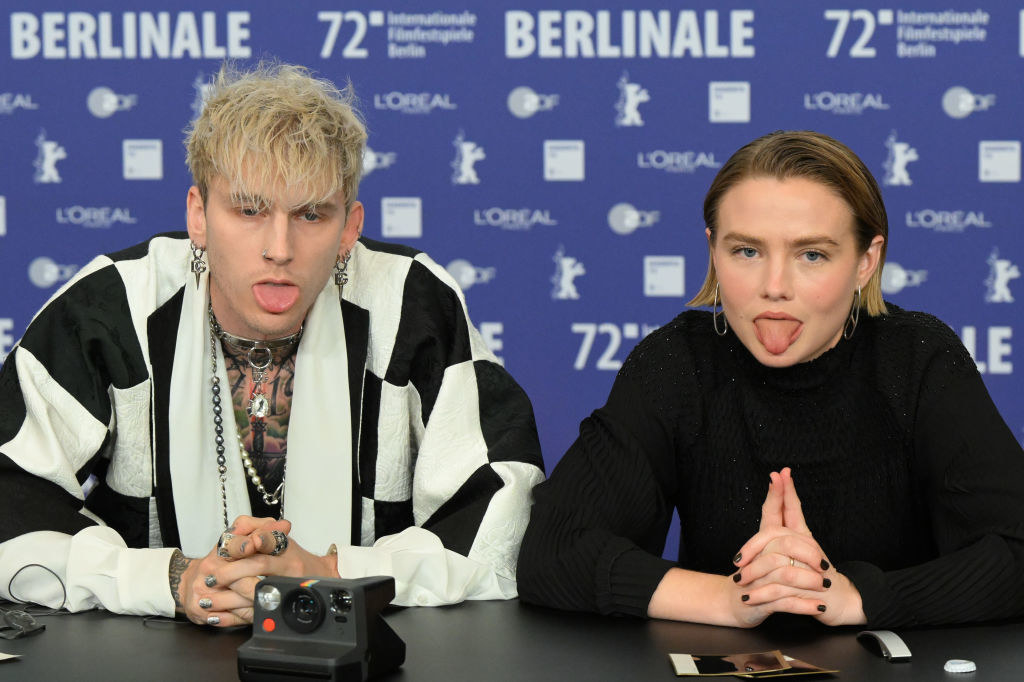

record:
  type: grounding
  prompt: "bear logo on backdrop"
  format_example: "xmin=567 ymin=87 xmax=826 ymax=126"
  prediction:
xmin=883 ymin=131 xmax=918 ymax=186
xmin=552 ymin=246 xmax=585 ymax=300
xmin=33 ymin=131 xmax=66 ymax=184
xmin=985 ymin=249 xmax=1020 ymax=304
xmin=452 ymin=131 xmax=485 ymax=185
xmin=615 ymin=72 xmax=649 ymax=127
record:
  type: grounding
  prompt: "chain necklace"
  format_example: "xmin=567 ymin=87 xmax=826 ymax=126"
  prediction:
xmin=207 ymin=304 xmax=301 ymax=528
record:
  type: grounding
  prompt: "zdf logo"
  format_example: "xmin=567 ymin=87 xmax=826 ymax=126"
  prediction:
xmin=507 ymin=86 xmax=559 ymax=119
xmin=942 ymin=86 xmax=995 ymax=119
xmin=28 ymin=257 xmax=78 ymax=288
xmin=87 ymin=86 xmax=137 ymax=118
xmin=607 ymin=203 xmax=659 ymax=235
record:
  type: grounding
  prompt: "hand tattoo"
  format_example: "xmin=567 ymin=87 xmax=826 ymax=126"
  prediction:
xmin=169 ymin=549 xmax=191 ymax=610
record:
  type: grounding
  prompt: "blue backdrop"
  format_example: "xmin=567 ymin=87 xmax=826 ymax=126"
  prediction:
xmin=2 ymin=3 xmax=1022 ymax=549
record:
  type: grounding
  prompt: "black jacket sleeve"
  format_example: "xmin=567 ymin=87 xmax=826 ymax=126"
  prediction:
xmin=518 ymin=330 xmax=685 ymax=616
xmin=845 ymin=335 xmax=1024 ymax=627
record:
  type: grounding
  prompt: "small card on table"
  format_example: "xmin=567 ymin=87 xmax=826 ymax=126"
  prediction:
xmin=670 ymin=650 xmax=788 ymax=676
xmin=670 ymin=651 xmax=838 ymax=677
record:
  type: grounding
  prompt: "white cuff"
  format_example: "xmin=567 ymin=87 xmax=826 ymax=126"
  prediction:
xmin=337 ymin=527 xmax=517 ymax=606
xmin=118 ymin=545 xmax=178 ymax=617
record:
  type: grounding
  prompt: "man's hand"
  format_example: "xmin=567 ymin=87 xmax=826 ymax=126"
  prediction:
xmin=169 ymin=515 xmax=292 ymax=627
xmin=215 ymin=516 xmax=294 ymax=561
xmin=210 ymin=530 xmax=340 ymax=603
xmin=729 ymin=468 xmax=866 ymax=627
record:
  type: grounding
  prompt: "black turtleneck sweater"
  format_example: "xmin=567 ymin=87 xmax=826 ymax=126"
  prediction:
xmin=518 ymin=305 xmax=1024 ymax=628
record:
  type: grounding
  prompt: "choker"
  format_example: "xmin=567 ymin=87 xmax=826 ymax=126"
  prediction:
xmin=208 ymin=305 xmax=302 ymax=419
xmin=212 ymin=326 xmax=304 ymax=353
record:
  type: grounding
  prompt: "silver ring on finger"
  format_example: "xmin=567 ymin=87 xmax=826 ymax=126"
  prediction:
xmin=269 ymin=530 xmax=289 ymax=556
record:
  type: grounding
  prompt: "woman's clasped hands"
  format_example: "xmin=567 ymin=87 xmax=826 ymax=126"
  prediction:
xmin=728 ymin=468 xmax=866 ymax=628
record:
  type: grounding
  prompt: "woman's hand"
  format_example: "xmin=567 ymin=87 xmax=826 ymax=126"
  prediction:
xmin=730 ymin=468 xmax=866 ymax=627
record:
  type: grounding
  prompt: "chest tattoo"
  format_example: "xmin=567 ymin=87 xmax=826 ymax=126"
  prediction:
xmin=222 ymin=344 xmax=296 ymax=491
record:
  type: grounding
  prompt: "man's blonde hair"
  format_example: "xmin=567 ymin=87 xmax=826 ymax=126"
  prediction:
xmin=185 ymin=62 xmax=367 ymax=211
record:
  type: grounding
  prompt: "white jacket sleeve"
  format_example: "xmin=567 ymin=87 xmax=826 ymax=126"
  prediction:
xmin=347 ymin=253 xmax=546 ymax=604
xmin=0 ymin=527 xmax=176 ymax=616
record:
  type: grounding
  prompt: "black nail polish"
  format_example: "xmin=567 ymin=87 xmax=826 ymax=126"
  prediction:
xmin=823 ymin=578 xmax=832 ymax=589
xmin=820 ymin=559 xmax=830 ymax=571
xmin=741 ymin=594 xmax=750 ymax=602
xmin=733 ymin=552 xmax=742 ymax=564
xmin=817 ymin=604 xmax=827 ymax=613
xmin=732 ymin=572 xmax=741 ymax=583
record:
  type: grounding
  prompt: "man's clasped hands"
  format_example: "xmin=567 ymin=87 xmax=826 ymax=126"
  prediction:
xmin=176 ymin=517 xmax=340 ymax=627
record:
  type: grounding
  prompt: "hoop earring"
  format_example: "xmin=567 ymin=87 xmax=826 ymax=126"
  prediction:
xmin=712 ymin=282 xmax=728 ymax=336
xmin=190 ymin=241 xmax=207 ymax=289
xmin=333 ymin=251 xmax=351 ymax=289
xmin=843 ymin=286 xmax=862 ymax=340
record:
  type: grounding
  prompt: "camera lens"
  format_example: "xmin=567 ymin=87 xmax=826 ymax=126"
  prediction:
xmin=282 ymin=588 xmax=324 ymax=633
xmin=294 ymin=595 xmax=317 ymax=622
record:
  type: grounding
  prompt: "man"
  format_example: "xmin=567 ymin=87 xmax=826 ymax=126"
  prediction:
xmin=0 ymin=62 xmax=545 ymax=627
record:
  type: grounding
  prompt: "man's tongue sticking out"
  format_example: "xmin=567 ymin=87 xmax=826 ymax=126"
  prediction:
xmin=253 ymin=282 xmax=300 ymax=314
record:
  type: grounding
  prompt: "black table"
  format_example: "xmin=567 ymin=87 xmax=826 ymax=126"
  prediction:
xmin=2 ymin=599 xmax=1018 ymax=680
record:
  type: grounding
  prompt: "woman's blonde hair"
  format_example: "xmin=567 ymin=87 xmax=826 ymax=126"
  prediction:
xmin=184 ymin=61 xmax=367 ymax=211
xmin=688 ymin=130 xmax=889 ymax=316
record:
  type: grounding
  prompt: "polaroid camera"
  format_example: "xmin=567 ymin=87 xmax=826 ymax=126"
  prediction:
xmin=238 ymin=576 xmax=405 ymax=681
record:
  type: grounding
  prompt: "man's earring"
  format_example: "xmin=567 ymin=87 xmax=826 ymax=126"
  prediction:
xmin=334 ymin=251 xmax=351 ymax=288
xmin=190 ymin=241 xmax=207 ymax=289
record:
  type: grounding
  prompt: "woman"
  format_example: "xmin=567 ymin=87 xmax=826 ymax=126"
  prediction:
xmin=517 ymin=130 xmax=1024 ymax=628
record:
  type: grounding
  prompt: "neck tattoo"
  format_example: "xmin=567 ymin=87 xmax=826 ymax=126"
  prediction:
xmin=208 ymin=304 xmax=302 ymax=527
xmin=211 ymin=318 xmax=302 ymax=419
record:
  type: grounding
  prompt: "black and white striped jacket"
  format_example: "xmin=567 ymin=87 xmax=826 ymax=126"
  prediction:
xmin=0 ymin=233 xmax=544 ymax=614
